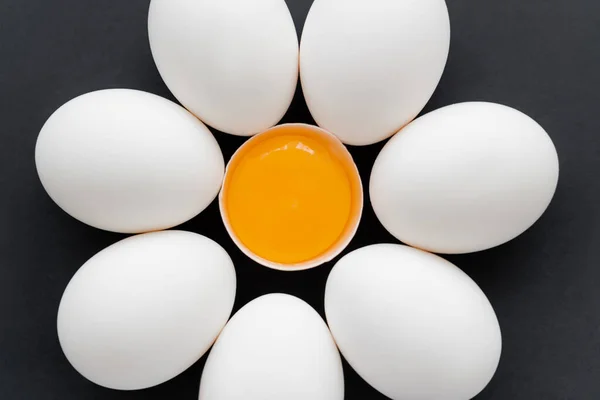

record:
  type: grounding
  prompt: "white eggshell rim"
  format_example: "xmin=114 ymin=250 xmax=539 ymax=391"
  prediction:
xmin=219 ymin=123 xmax=364 ymax=272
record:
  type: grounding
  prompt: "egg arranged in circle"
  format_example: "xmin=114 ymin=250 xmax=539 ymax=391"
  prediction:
xmin=57 ymin=231 xmax=237 ymax=390
xmin=33 ymin=1 xmax=562 ymax=398
xmin=199 ymin=294 xmax=344 ymax=400
xmin=300 ymin=0 xmax=450 ymax=145
xmin=370 ymin=102 xmax=559 ymax=254
xmin=148 ymin=0 xmax=299 ymax=136
xmin=35 ymin=89 xmax=224 ymax=234
xmin=325 ymin=244 xmax=502 ymax=400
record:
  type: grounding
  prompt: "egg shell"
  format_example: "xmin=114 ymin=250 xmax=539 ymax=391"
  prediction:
xmin=325 ymin=244 xmax=501 ymax=400
xmin=199 ymin=294 xmax=344 ymax=400
xmin=57 ymin=231 xmax=236 ymax=390
xmin=35 ymin=89 xmax=224 ymax=234
xmin=370 ymin=102 xmax=560 ymax=254
xmin=219 ymin=123 xmax=364 ymax=271
xmin=300 ymin=0 xmax=450 ymax=145
xmin=148 ymin=0 xmax=299 ymax=136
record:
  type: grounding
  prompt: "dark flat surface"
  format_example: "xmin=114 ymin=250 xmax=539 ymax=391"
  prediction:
xmin=1 ymin=0 xmax=599 ymax=399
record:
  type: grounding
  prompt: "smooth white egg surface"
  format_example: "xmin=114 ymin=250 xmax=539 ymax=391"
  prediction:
xmin=148 ymin=0 xmax=299 ymax=136
xmin=370 ymin=102 xmax=560 ymax=254
xmin=57 ymin=231 xmax=236 ymax=390
xmin=35 ymin=89 xmax=224 ymax=234
xmin=325 ymin=244 xmax=501 ymax=400
xmin=300 ymin=0 xmax=450 ymax=145
xmin=199 ymin=294 xmax=344 ymax=400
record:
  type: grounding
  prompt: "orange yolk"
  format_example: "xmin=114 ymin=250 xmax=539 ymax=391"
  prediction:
xmin=223 ymin=126 xmax=356 ymax=265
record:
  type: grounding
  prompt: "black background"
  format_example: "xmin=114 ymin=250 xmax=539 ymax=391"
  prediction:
xmin=1 ymin=0 xmax=599 ymax=399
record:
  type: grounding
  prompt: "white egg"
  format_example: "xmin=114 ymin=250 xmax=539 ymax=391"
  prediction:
xmin=325 ymin=244 xmax=501 ymax=400
xmin=370 ymin=102 xmax=560 ymax=254
xmin=35 ymin=89 xmax=224 ymax=234
xmin=199 ymin=294 xmax=344 ymax=400
xmin=300 ymin=0 xmax=450 ymax=145
xmin=148 ymin=0 xmax=299 ymax=136
xmin=57 ymin=230 xmax=236 ymax=390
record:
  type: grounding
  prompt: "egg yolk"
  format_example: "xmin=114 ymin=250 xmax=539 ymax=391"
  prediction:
xmin=224 ymin=126 xmax=355 ymax=265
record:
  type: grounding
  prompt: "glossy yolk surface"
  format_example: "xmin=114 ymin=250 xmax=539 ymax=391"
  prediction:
xmin=225 ymin=132 xmax=353 ymax=265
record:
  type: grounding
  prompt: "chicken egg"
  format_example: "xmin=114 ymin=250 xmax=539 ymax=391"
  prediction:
xmin=35 ymin=89 xmax=224 ymax=234
xmin=57 ymin=231 xmax=236 ymax=390
xmin=325 ymin=244 xmax=501 ymax=400
xmin=300 ymin=0 xmax=450 ymax=145
xmin=370 ymin=102 xmax=560 ymax=254
xmin=148 ymin=0 xmax=299 ymax=136
xmin=219 ymin=124 xmax=363 ymax=271
xmin=199 ymin=293 xmax=344 ymax=400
